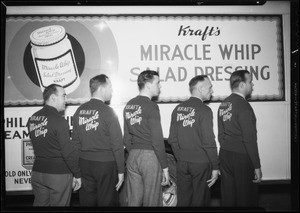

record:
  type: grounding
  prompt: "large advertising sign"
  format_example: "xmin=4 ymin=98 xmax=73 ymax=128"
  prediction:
xmin=5 ymin=15 xmax=284 ymax=106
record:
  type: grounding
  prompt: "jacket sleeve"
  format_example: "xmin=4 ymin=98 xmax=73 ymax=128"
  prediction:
xmin=200 ymin=108 xmax=219 ymax=170
xmin=123 ymin=110 xmax=132 ymax=152
xmin=56 ymin=118 xmax=81 ymax=178
xmin=168 ymin=108 xmax=180 ymax=160
xmin=107 ymin=110 xmax=125 ymax=174
xmin=71 ymin=111 xmax=82 ymax=151
xmin=217 ymin=107 xmax=225 ymax=146
xmin=148 ymin=107 xmax=168 ymax=169
xmin=238 ymin=109 xmax=261 ymax=169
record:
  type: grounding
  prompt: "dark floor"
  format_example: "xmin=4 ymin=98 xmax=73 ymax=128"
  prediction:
xmin=2 ymin=181 xmax=297 ymax=212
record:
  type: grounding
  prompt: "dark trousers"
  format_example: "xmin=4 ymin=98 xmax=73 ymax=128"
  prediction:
xmin=219 ymin=149 xmax=258 ymax=207
xmin=79 ymin=158 xmax=118 ymax=207
xmin=176 ymin=161 xmax=211 ymax=207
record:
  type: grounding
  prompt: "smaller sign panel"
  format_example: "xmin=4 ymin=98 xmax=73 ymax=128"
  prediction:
xmin=22 ymin=139 xmax=34 ymax=170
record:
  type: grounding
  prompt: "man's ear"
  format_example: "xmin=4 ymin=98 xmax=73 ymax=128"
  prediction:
xmin=145 ymin=82 xmax=151 ymax=90
xmin=239 ymin=81 xmax=245 ymax=90
xmin=49 ymin=93 xmax=56 ymax=102
xmin=96 ymin=85 xmax=103 ymax=94
xmin=197 ymin=82 xmax=203 ymax=94
xmin=197 ymin=85 xmax=201 ymax=94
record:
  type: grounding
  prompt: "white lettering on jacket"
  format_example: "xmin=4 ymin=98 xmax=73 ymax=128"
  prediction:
xmin=177 ymin=108 xmax=195 ymax=127
xmin=219 ymin=102 xmax=232 ymax=122
xmin=125 ymin=106 xmax=142 ymax=125
xmin=29 ymin=118 xmax=48 ymax=137
xmin=78 ymin=111 xmax=99 ymax=131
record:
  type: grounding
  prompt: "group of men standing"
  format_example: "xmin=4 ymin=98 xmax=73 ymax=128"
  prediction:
xmin=27 ymin=69 xmax=262 ymax=208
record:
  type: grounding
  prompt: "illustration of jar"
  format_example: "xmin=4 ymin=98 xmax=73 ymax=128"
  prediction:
xmin=30 ymin=25 xmax=80 ymax=94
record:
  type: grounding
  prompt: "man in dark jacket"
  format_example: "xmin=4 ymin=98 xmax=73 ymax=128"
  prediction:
xmin=123 ymin=70 xmax=170 ymax=206
xmin=168 ymin=75 xmax=219 ymax=206
xmin=72 ymin=74 xmax=124 ymax=206
xmin=27 ymin=84 xmax=81 ymax=206
xmin=218 ymin=70 xmax=262 ymax=207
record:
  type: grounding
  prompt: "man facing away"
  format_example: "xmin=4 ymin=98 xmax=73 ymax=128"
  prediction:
xmin=218 ymin=70 xmax=262 ymax=207
xmin=72 ymin=74 xmax=125 ymax=206
xmin=123 ymin=70 xmax=170 ymax=206
xmin=27 ymin=84 xmax=81 ymax=206
xmin=168 ymin=75 xmax=219 ymax=207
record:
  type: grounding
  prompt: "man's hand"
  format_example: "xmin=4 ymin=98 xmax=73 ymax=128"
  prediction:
xmin=207 ymin=170 xmax=219 ymax=188
xmin=72 ymin=177 xmax=81 ymax=191
xmin=116 ymin=173 xmax=124 ymax=191
xmin=161 ymin=167 xmax=170 ymax=186
xmin=253 ymin=168 xmax=262 ymax=183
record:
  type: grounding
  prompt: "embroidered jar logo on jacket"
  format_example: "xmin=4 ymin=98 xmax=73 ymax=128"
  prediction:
xmin=177 ymin=108 xmax=195 ymax=127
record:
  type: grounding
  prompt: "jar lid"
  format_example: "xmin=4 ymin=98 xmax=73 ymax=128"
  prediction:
xmin=30 ymin=25 xmax=66 ymax=46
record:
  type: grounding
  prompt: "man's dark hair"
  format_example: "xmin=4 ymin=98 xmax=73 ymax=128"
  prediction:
xmin=188 ymin=75 xmax=208 ymax=93
xmin=43 ymin=84 xmax=62 ymax=102
xmin=137 ymin=70 xmax=159 ymax=90
xmin=89 ymin=74 xmax=109 ymax=95
xmin=230 ymin=70 xmax=250 ymax=90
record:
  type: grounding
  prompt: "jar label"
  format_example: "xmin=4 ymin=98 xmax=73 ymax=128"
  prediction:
xmin=35 ymin=50 xmax=78 ymax=88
